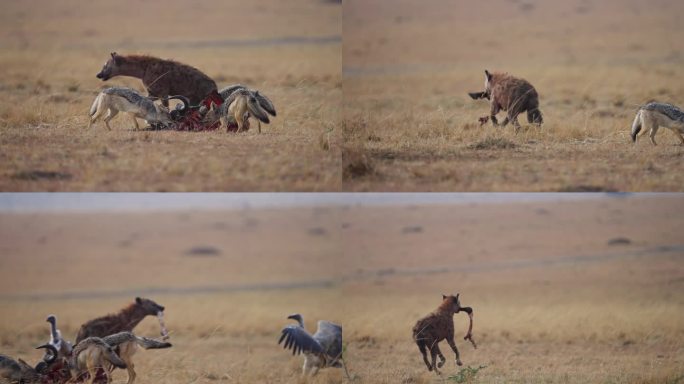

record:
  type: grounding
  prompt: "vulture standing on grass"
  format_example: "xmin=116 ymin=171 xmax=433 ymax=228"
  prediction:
xmin=278 ymin=313 xmax=350 ymax=377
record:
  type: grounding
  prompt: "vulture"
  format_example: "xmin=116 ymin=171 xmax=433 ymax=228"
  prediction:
xmin=278 ymin=313 xmax=349 ymax=377
xmin=45 ymin=315 xmax=72 ymax=359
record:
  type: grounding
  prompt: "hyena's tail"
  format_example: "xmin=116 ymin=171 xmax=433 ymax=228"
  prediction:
xmin=135 ymin=336 xmax=172 ymax=350
xmin=89 ymin=92 xmax=103 ymax=117
xmin=247 ymin=98 xmax=270 ymax=124
xmin=631 ymin=109 xmax=643 ymax=143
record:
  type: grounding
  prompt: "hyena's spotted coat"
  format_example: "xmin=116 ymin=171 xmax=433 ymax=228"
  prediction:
xmin=412 ymin=294 xmax=475 ymax=374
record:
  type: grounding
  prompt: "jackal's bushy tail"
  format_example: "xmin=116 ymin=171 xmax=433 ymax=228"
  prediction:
xmin=631 ymin=109 xmax=643 ymax=143
xmin=89 ymin=93 xmax=103 ymax=117
xmin=247 ymin=100 xmax=270 ymax=124
xmin=103 ymin=332 xmax=172 ymax=349
xmin=136 ymin=336 xmax=172 ymax=349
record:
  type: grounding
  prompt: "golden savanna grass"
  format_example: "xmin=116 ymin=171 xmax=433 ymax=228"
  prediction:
xmin=342 ymin=0 xmax=684 ymax=191
xmin=1 ymin=195 xmax=683 ymax=383
xmin=0 ymin=0 xmax=341 ymax=191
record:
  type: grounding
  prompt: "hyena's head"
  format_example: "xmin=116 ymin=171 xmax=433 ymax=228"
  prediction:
xmin=442 ymin=294 xmax=462 ymax=314
xmin=96 ymin=52 xmax=124 ymax=81
xmin=135 ymin=297 xmax=165 ymax=315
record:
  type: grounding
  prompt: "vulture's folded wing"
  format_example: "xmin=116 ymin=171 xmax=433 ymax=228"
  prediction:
xmin=313 ymin=321 xmax=343 ymax=362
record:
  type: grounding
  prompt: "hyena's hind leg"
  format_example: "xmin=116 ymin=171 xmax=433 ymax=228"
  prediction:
xmin=527 ymin=108 xmax=543 ymax=126
xmin=501 ymin=111 xmax=522 ymax=131
xmin=428 ymin=343 xmax=441 ymax=375
xmin=416 ymin=339 xmax=433 ymax=371
xmin=433 ymin=344 xmax=447 ymax=368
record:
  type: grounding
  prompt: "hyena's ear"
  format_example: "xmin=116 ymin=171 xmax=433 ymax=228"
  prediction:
xmin=111 ymin=52 xmax=117 ymax=58
xmin=136 ymin=297 xmax=142 ymax=304
xmin=484 ymin=70 xmax=492 ymax=81
xmin=442 ymin=294 xmax=447 ymax=300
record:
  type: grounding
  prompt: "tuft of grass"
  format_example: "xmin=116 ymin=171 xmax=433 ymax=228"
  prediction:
xmin=447 ymin=365 xmax=487 ymax=383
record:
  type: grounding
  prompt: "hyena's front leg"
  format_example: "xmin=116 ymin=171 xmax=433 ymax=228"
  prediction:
xmin=490 ymin=102 xmax=501 ymax=126
xmin=446 ymin=331 xmax=463 ymax=366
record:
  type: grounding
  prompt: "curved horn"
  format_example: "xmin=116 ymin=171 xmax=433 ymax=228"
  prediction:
xmin=168 ymin=95 xmax=190 ymax=111
xmin=36 ymin=344 xmax=59 ymax=364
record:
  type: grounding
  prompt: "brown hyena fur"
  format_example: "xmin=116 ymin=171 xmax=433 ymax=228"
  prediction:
xmin=470 ymin=70 xmax=543 ymax=130
xmin=96 ymin=52 xmax=220 ymax=108
xmin=75 ymin=297 xmax=165 ymax=344
xmin=412 ymin=294 xmax=475 ymax=374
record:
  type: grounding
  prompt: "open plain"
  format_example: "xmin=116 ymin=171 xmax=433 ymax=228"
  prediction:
xmin=0 ymin=194 xmax=682 ymax=383
xmin=343 ymin=0 xmax=684 ymax=191
xmin=0 ymin=0 xmax=341 ymax=191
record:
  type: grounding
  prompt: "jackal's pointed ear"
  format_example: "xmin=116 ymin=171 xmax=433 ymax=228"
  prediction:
xmin=442 ymin=294 xmax=447 ymax=300
xmin=485 ymin=70 xmax=492 ymax=81
xmin=111 ymin=52 xmax=117 ymax=58
xmin=455 ymin=293 xmax=460 ymax=301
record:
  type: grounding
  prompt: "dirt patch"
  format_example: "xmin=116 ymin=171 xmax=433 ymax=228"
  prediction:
xmin=12 ymin=171 xmax=72 ymax=181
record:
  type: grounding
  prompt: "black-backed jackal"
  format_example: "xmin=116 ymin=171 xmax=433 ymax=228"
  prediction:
xmin=68 ymin=337 xmax=126 ymax=384
xmin=101 ymin=331 xmax=172 ymax=384
xmin=88 ymin=87 xmax=175 ymax=130
xmin=206 ymin=89 xmax=271 ymax=133
xmin=631 ymin=102 xmax=684 ymax=145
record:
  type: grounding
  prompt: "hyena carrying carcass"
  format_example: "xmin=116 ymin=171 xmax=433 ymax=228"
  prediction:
xmin=630 ymin=102 xmax=684 ymax=145
xmin=469 ymin=70 xmax=543 ymax=130
xmin=88 ymin=87 xmax=181 ymax=130
xmin=413 ymin=294 xmax=476 ymax=374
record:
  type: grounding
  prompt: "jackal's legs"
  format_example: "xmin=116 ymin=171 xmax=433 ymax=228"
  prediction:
xmin=103 ymin=109 xmax=119 ymax=131
xmin=130 ymin=114 xmax=140 ymax=131
xmin=649 ymin=125 xmax=659 ymax=146
xmin=675 ymin=130 xmax=684 ymax=145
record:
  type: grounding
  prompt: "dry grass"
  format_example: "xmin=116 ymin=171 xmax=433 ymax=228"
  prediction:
xmin=1 ymin=196 xmax=683 ymax=383
xmin=342 ymin=0 xmax=684 ymax=191
xmin=0 ymin=0 xmax=341 ymax=191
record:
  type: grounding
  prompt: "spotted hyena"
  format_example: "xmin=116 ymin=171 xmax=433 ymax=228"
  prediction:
xmin=412 ymin=294 xmax=475 ymax=374
xmin=469 ymin=70 xmax=543 ymax=129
